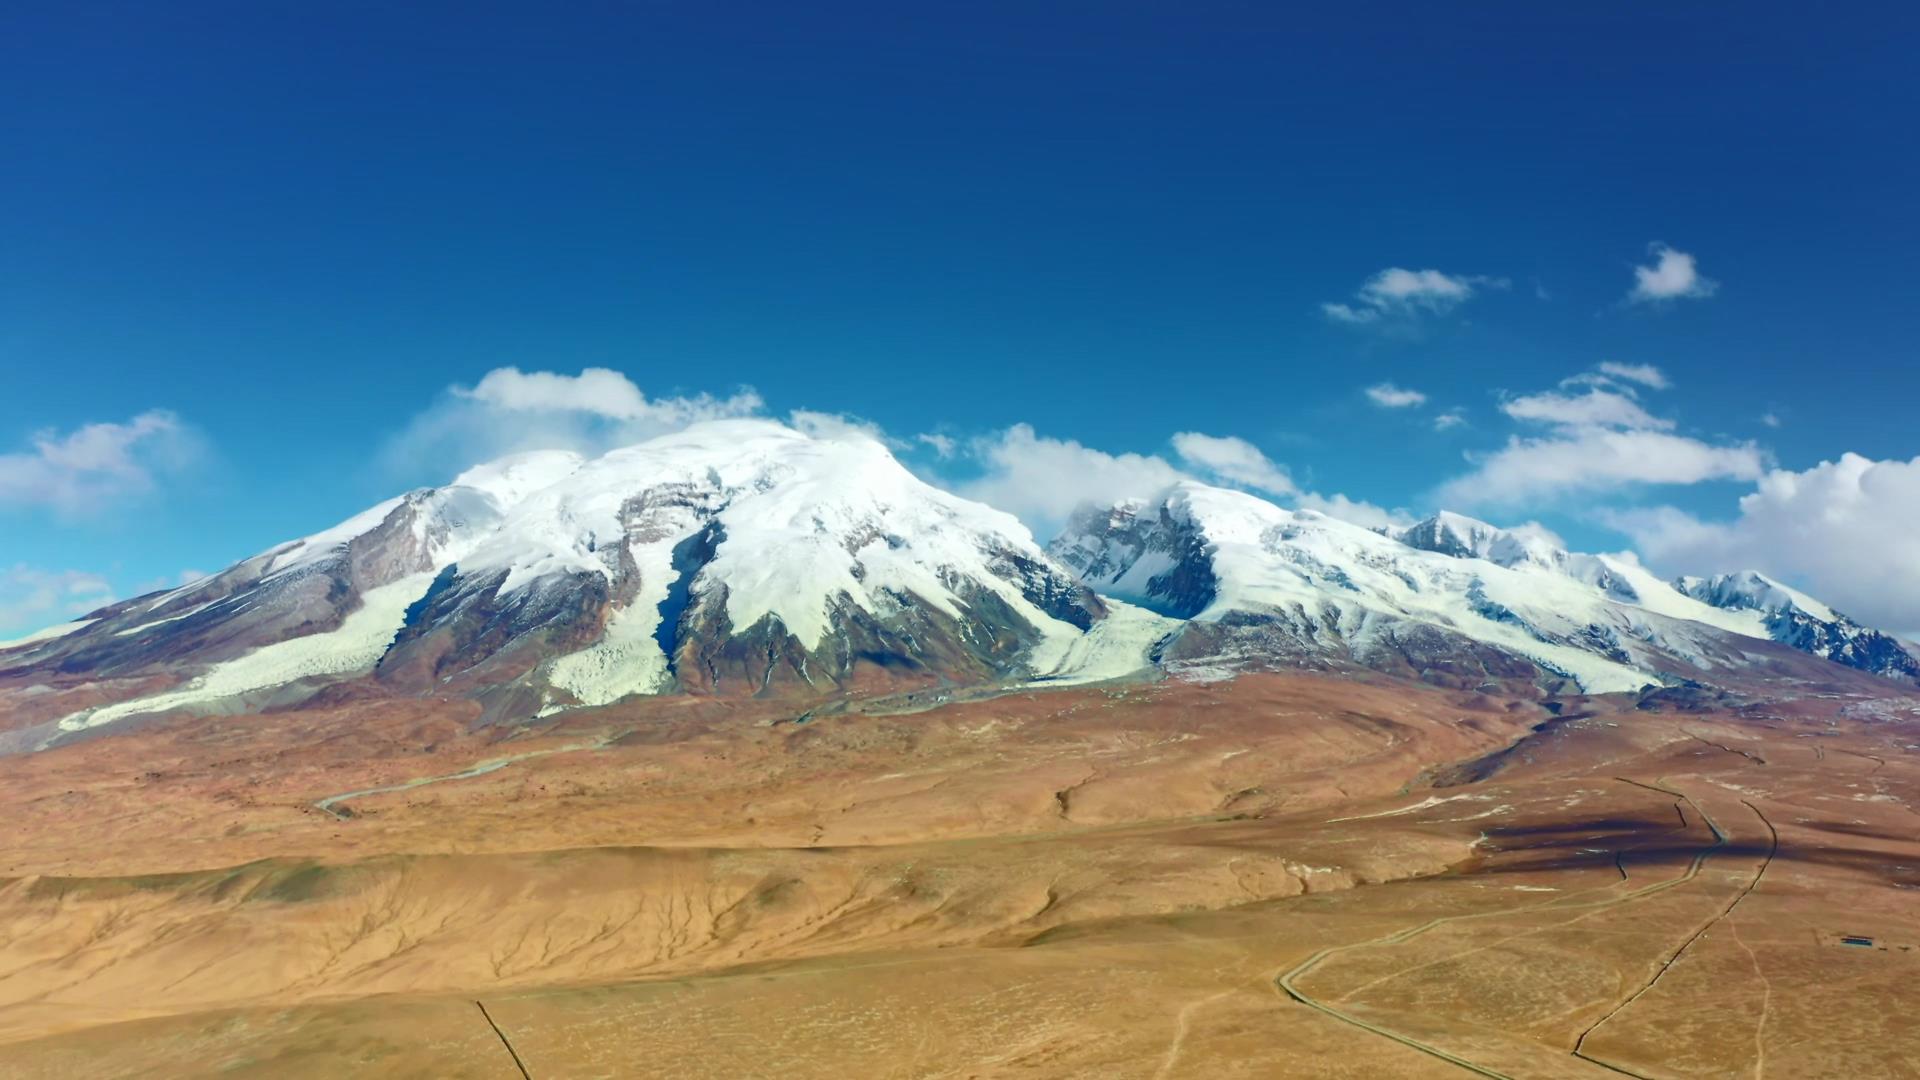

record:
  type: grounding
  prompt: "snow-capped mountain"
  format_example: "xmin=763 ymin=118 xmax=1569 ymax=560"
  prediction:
xmin=1049 ymin=484 xmax=1915 ymax=694
xmin=1673 ymin=571 xmax=1920 ymax=680
xmin=1 ymin=422 xmax=1132 ymax=743
xmin=4 ymin=422 xmax=1913 ymax=748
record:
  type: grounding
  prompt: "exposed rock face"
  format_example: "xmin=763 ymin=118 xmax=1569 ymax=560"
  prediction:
xmin=1051 ymin=498 xmax=1219 ymax=619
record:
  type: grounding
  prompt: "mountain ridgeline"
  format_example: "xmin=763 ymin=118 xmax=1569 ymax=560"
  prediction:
xmin=1 ymin=420 xmax=1911 ymax=749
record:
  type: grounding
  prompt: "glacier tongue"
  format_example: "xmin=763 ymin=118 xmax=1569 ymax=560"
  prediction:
xmin=56 ymin=573 xmax=437 ymax=735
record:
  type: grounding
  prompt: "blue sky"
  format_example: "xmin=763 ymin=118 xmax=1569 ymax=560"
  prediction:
xmin=4 ymin=2 xmax=1919 ymax=634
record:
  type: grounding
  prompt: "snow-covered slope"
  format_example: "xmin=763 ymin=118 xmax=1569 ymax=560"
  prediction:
xmin=9 ymin=422 xmax=1123 ymax=737
xmin=1674 ymin=571 xmax=1920 ymax=680
xmin=1050 ymin=485 xmax=1899 ymax=694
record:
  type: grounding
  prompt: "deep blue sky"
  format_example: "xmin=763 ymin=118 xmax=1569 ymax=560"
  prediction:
xmin=4 ymin=2 xmax=1918 ymax=632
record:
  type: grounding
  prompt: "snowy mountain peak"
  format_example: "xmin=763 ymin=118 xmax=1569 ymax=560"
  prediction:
xmin=1674 ymin=571 xmax=1918 ymax=679
xmin=450 ymin=449 xmax=588 ymax=506
xmin=1051 ymin=480 xmax=1917 ymax=694
xmin=1393 ymin=511 xmax=1563 ymax=569
xmin=1673 ymin=570 xmax=1835 ymax=622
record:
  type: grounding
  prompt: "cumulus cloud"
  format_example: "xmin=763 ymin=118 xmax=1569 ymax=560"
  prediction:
xmin=960 ymin=424 xmax=1398 ymax=537
xmin=1627 ymin=243 xmax=1717 ymax=304
xmin=1440 ymin=429 xmax=1767 ymax=506
xmin=1295 ymin=491 xmax=1412 ymax=530
xmin=1433 ymin=409 xmax=1467 ymax=432
xmin=0 ymin=564 xmax=116 ymax=637
xmin=1365 ymin=383 xmax=1428 ymax=408
xmin=1170 ymin=432 xmax=1298 ymax=496
xmin=959 ymin=425 xmax=1188 ymax=532
xmin=1438 ymin=364 xmax=1766 ymax=507
xmin=1612 ymin=453 xmax=1920 ymax=633
xmin=0 ymin=410 xmax=201 ymax=517
xmin=387 ymin=367 xmax=763 ymax=479
xmin=457 ymin=367 xmax=656 ymax=417
xmin=1323 ymin=268 xmax=1505 ymax=325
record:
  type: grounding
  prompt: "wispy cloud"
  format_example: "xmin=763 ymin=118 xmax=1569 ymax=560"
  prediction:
xmin=0 ymin=564 xmax=116 ymax=636
xmin=1499 ymin=387 xmax=1671 ymax=430
xmin=1365 ymin=382 xmax=1428 ymax=408
xmin=915 ymin=432 xmax=957 ymax=459
xmin=1594 ymin=361 xmax=1670 ymax=389
xmin=0 ymin=410 xmax=201 ymax=517
xmin=1323 ymin=268 xmax=1506 ymax=325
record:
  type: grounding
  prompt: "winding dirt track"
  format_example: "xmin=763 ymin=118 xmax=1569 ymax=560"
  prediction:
xmin=1571 ymin=796 xmax=1780 ymax=1077
xmin=311 ymin=730 xmax=629 ymax=818
xmin=1273 ymin=778 xmax=1778 ymax=1079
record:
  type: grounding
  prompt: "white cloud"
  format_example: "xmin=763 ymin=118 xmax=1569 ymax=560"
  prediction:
xmin=387 ymin=367 xmax=764 ymax=478
xmin=0 ymin=410 xmax=200 ymax=516
xmin=1323 ymin=268 xmax=1505 ymax=325
xmin=1170 ymin=432 xmax=1298 ymax=496
xmin=1365 ymin=383 xmax=1428 ymax=408
xmin=787 ymin=409 xmax=889 ymax=444
xmin=1500 ymin=388 xmax=1671 ymax=431
xmin=960 ymin=424 xmax=1399 ymax=538
xmin=1612 ymin=453 xmax=1920 ymax=633
xmin=916 ymin=432 xmax=957 ymax=459
xmin=1760 ymin=412 xmax=1782 ymax=429
xmin=1506 ymin=520 xmax=1568 ymax=550
xmin=960 ymin=425 xmax=1187 ymax=533
xmin=1628 ymin=243 xmax=1717 ymax=304
xmin=1438 ymin=364 xmax=1766 ymax=507
xmin=458 ymin=367 xmax=654 ymax=417
xmin=1295 ymin=491 xmax=1413 ymax=530
xmin=456 ymin=366 xmax=763 ymax=426
xmin=0 ymin=564 xmax=116 ymax=636
xmin=962 ymin=427 xmax=1303 ymax=536
xmin=1433 ymin=409 xmax=1467 ymax=432
xmin=1595 ymin=361 xmax=1670 ymax=389
xmin=1439 ymin=428 xmax=1767 ymax=507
